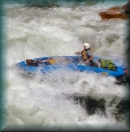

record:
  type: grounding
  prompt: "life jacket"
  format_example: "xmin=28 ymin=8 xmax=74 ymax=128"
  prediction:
xmin=81 ymin=48 xmax=91 ymax=61
xmin=100 ymin=59 xmax=116 ymax=71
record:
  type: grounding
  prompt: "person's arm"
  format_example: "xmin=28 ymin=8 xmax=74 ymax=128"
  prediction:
xmin=86 ymin=55 xmax=94 ymax=62
xmin=75 ymin=51 xmax=81 ymax=55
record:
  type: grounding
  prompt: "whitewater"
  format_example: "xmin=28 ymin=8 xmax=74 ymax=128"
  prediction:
xmin=1 ymin=0 xmax=130 ymax=131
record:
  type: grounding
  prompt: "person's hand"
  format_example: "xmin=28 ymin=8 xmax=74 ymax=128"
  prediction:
xmin=85 ymin=60 xmax=89 ymax=65
xmin=75 ymin=52 xmax=80 ymax=55
xmin=75 ymin=52 xmax=78 ymax=55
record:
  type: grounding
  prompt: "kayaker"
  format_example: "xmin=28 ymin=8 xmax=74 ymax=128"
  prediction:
xmin=75 ymin=43 xmax=94 ymax=66
xmin=26 ymin=58 xmax=56 ymax=66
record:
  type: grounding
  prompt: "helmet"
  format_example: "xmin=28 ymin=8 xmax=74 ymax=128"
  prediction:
xmin=84 ymin=43 xmax=90 ymax=49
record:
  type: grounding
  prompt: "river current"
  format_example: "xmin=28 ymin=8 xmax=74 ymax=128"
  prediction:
xmin=1 ymin=0 xmax=130 ymax=131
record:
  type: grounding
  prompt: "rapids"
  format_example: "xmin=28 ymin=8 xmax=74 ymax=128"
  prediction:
xmin=1 ymin=0 xmax=130 ymax=131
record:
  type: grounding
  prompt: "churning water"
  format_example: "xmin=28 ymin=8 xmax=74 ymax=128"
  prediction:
xmin=2 ymin=0 xmax=130 ymax=131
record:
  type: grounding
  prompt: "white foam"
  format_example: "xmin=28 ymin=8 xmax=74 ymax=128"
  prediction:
xmin=6 ymin=3 xmax=128 ymax=129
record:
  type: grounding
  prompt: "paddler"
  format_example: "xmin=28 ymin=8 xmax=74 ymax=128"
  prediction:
xmin=75 ymin=43 xmax=94 ymax=66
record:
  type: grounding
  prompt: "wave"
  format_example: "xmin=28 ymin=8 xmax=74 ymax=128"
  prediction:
xmin=2 ymin=0 xmax=130 ymax=130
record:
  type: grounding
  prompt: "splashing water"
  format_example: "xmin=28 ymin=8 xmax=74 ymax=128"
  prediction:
xmin=3 ymin=0 xmax=129 ymax=131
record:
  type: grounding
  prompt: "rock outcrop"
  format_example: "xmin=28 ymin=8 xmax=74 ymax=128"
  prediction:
xmin=99 ymin=1 xmax=130 ymax=20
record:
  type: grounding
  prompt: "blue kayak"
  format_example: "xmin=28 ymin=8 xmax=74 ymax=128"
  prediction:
xmin=16 ymin=56 xmax=127 ymax=78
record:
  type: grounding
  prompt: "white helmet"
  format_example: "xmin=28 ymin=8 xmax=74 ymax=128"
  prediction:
xmin=84 ymin=43 xmax=90 ymax=49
